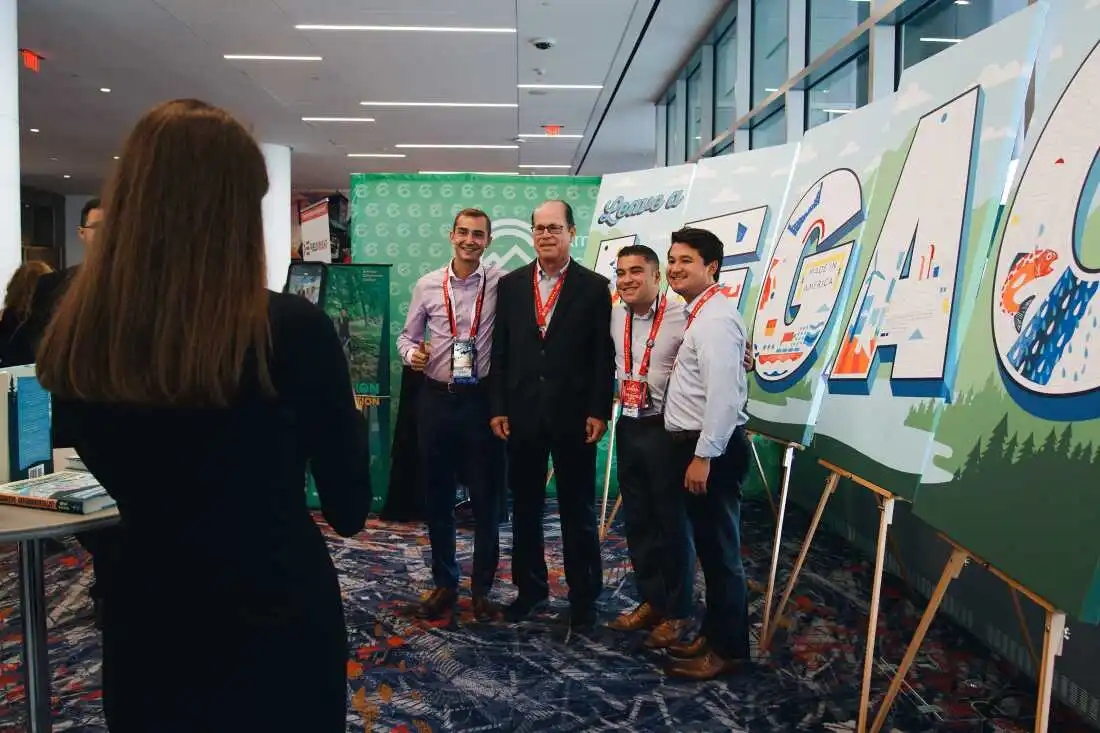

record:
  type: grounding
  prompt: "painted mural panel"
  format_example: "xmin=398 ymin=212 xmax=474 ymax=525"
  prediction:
xmin=583 ymin=164 xmax=696 ymax=288
xmin=680 ymin=142 xmax=800 ymax=325
xmin=913 ymin=0 xmax=1100 ymax=622
xmin=745 ymin=99 xmax=895 ymax=446
xmin=812 ymin=4 xmax=1046 ymax=499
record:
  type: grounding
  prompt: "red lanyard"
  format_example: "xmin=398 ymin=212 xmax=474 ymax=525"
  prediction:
xmin=533 ymin=265 xmax=567 ymax=336
xmin=685 ymin=285 xmax=721 ymax=331
xmin=623 ymin=294 xmax=668 ymax=379
xmin=441 ymin=266 xmax=487 ymax=339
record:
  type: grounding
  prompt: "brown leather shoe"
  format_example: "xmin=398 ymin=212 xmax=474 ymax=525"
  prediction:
xmin=607 ymin=602 xmax=659 ymax=632
xmin=666 ymin=648 xmax=743 ymax=680
xmin=643 ymin=618 xmax=690 ymax=649
xmin=415 ymin=588 xmax=457 ymax=619
xmin=667 ymin=634 xmax=708 ymax=660
xmin=471 ymin=594 xmax=495 ymax=623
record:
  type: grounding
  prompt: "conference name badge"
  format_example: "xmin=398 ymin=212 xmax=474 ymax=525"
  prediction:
xmin=451 ymin=339 xmax=478 ymax=385
xmin=620 ymin=379 xmax=649 ymax=419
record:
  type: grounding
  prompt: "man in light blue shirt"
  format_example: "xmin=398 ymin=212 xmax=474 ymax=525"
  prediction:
xmin=662 ymin=227 xmax=752 ymax=680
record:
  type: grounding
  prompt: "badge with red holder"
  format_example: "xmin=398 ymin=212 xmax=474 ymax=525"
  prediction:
xmin=620 ymin=295 xmax=668 ymax=418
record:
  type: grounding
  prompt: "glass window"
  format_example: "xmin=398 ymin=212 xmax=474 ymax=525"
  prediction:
xmin=808 ymin=0 xmax=871 ymax=62
xmin=751 ymin=108 xmax=786 ymax=149
xmin=899 ymin=0 xmax=1028 ymax=74
xmin=666 ymin=93 xmax=682 ymax=164
xmin=687 ymin=65 xmax=703 ymax=158
xmin=714 ymin=20 xmax=737 ymax=135
xmin=806 ymin=50 xmax=870 ymax=130
xmin=752 ymin=0 xmax=788 ymax=106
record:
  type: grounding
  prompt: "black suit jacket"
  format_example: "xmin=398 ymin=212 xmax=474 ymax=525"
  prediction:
xmin=490 ymin=259 xmax=614 ymax=439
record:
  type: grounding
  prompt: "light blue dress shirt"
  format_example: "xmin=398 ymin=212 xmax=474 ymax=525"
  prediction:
xmin=664 ymin=288 xmax=750 ymax=458
xmin=610 ymin=294 xmax=686 ymax=417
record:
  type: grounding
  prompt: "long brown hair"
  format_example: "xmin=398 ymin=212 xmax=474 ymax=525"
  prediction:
xmin=37 ymin=99 xmax=274 ymax=407
xmin=3 ymin=260 xmax=53 ymax=324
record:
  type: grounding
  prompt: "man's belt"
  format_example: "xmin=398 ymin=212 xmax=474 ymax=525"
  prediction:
xmin=424 ymin=376 xmax=488 ymax=396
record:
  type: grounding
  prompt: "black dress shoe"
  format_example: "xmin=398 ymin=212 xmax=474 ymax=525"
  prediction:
xmin=502 ymin=596 xmax=548 ymax=623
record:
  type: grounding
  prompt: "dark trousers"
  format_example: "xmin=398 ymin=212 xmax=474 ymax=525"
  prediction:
xmin=507 ymin=427 xmax=602 ymax=609
xmin=668 ymin=426 xmax=751 ymax=660
xmin=615 ymin=415 xmax=693 ymax=619
xmin=418 ymin=383 xmax=503 ymax=596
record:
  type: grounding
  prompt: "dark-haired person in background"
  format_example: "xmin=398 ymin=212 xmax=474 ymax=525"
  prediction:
xmin=490 ymin=199 xmax=614 ymax=632
xmin=36 ymin=99 xmax=371 ymax=732
xmin=0 ymin=260 xmax=54 ymax=367
xmin=661 ymin=227 xmax=751 ymax=680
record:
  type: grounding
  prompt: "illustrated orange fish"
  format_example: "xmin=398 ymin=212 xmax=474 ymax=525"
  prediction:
xmin=999 ymin=248 xmax=1058 ymax=332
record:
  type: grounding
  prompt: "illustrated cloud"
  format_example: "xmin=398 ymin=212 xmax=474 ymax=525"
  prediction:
xmin=894 ymin=82 xmax=933 ymax=114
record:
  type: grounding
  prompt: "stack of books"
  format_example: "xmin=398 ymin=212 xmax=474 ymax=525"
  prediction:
xmin=0 ymin=471 xmax=116 ymax=515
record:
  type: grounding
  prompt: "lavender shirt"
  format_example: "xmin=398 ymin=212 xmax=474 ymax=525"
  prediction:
xmin=397 ymin=261 xmax=501 ymax=383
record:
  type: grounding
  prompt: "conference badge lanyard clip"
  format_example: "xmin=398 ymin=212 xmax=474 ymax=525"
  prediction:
xmin=442 ymin=266 xmax=487 ymax=386
xmin=620 ymin=294 xmax=668 ymax=419
xmin=534 ymin=265 xmax=567 ymax=341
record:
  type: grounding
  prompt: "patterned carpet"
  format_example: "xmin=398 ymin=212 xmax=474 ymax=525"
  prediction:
xmin=0 ymin=498 xmax=1093 ymax=732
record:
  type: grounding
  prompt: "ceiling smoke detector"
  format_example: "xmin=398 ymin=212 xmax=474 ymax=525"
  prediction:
xmin=530 ymin=37 xmax=555 ymax=50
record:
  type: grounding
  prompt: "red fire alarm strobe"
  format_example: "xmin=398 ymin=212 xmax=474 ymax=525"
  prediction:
xmin=20 ymin=49 xmax=40 ymax=72
xmin=542 ymin=124 xmax=562 ymax=136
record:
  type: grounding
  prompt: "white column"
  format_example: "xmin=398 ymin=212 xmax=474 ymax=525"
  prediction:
xmin=0 ymin=1 xmax=21 ymax=288
xmin=260 ymin=143 xmax=291 ymax=291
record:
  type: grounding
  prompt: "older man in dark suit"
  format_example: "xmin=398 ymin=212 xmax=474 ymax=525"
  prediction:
xmin=490 ymin=199 xmax=615 ymax=632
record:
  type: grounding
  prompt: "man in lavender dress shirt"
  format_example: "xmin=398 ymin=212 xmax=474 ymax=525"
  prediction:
xmin=397 ymin=208 xmax=504 ymax=621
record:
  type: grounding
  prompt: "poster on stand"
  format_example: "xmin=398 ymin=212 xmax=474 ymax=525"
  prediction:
xmin=583 ymin=164 xmax=696 ymax=295
xmin=285 ymin=262 xmax=325 ymax=305
xmin=681 ymin=142 xmax=799 ymax=322
xmin=300 ymin=200 xmax=332 ymax=262
xmin=912 ymin=0 xmax=1100 ymax=623
xmin=811 ymin=3 xmax=1046 ymax=499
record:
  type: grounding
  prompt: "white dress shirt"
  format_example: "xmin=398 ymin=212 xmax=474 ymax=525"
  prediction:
xmin=536 ymin=258 xmax=571 ymax=329
xmin=664 ymin=287 xmax=750 ymax=458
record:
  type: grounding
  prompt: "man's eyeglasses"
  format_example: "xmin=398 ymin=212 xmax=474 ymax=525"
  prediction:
xmin=533 ymin=224 xmax=566 ymax=235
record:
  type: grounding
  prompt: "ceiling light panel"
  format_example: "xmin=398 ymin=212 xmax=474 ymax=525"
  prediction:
xmin=296 ymin=25 xmax=515 ymax=33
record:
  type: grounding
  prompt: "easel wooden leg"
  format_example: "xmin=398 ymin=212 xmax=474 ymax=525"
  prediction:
xmin=760 ymin=444 xmax=796 ymax=644
xmin=601 ymin=494 xmax=623 ymax=541
xmin=598 ymin=407 xmax=620 ymax=538
xmin=858 ymin=496 xmax=895 ymax=733
xmin=1035 ymin=610 xmax=1066 ymax=733
xmin=869 ymin=547 xmax=968 ymax=733
xmin=750 ymin=438 xmax=778 ymax=521
xmin=763 ymin=468 xmax=837 ymax=650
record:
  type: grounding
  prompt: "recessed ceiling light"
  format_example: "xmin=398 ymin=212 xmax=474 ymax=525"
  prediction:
xmin=820 ymin=108 xmax=854 ymax=115
xmin=518 ymin=84 xmax=603 ymax=90
xmin=396 ymin=144 xmax=519 ymax=150
xmin=419 ymin=171 xmax=520 ymax=175
xmin=223 ymin=54 xmax=323 ymax=61
xmin=48 ymin=156 xmax=59 ymax=161
xmin=518 ymin=133 xmax=583 ymax=139
xmin=919 ymin=37 xmax=963 ymax=43
xmin=63 ymin=174 xmax=71 ymax=179
xmin=519 ymin=164 xmax=571 ymax=169
xmin=360 ymin=101 xmax=516 ymax=108
xmin=302 ymin=117 xmax=375 ymax=122
xmin=955 ymin=1 xmax=970 ymax=5
xmin=346 ymin=153 xmax=407 ymax=158
xmin=113 ymin=156 xmax=120 ymax=160
xmin=29 ymin=128 xmax=39 ymax=133
xmin=100 ymin=87 xmax=111 ymax=93
xmin=296 ymin=25 xmax=515 ymax=33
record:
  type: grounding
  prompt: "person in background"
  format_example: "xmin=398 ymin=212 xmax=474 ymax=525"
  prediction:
xmin=0 ymin=260 xmax=54 ymax=367
xmin=661 ymin=227 xmax=752 ymax=680
xmin=490 ymin=199 xmax=614 ymax=632
xmin=396 ymin=207 xmax=504 ymax=622
xmin=36 ymin=99 xmax=372 ymax=733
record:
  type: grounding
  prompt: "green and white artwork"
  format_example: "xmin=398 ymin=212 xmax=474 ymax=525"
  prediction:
xmin=913 ymin=0 xmax=1100 ymax=622
xmin=811 ymin=3 xmax=1046 ymax=499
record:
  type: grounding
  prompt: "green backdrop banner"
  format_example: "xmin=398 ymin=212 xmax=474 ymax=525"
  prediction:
xmin=348 ymin=173 xmax=609 ymax=501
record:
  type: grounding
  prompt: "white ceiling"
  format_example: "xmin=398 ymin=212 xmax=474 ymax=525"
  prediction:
xmin=16 ymin=0 xmax=732 ymax=196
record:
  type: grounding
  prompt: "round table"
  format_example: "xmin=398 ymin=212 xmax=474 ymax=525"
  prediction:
xmin=0 ymin=503 xmax=120 ymax=733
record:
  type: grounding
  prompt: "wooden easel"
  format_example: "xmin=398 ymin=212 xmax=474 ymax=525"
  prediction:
xmin=761 ymin=459 xmax=898 ymax=733
xmin=598 ymin=401 xmax=622 ymax=540
xmin=754 ymin=434 xmax=803 ymax=644
xmin=869 ymin=533 xmax=1066 ymax=733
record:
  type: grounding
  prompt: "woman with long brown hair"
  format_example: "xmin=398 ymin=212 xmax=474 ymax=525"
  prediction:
xmin=37 ymin=99 xmax=371 ymax=732
xmin=0 ymin=259 xmax=53 ymax=366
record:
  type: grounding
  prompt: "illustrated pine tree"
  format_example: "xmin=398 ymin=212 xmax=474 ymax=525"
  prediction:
xmin=1002 ymin=433 xmax=1019 ymax=464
